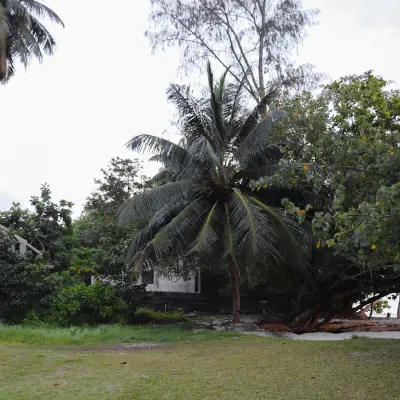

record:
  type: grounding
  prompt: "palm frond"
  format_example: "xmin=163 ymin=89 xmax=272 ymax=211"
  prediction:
xmin=189 ymin=201 xmax=220 ymax=258
xmin=17 ymin=22 xmax=43 ymax=60
xmin=126 ymin=202 xmax=185 ymax=261
xmin=246 ymin=195 xmax=308 ymax=265
xmin=9 ymin=30 xmax=31 ymax=67
xmin=147 ymin=168 xmax=176 ymax=185
xmin=126 ymin=134 xmax=188 ymax=167
xmin=228 ymin=188 xmax=280 ymax=263
xmin=235 ymin=110 xmax=286 ymax=168
xmin=21 ymin=0 xmax=64 ymax=26
xmin=0 ymin=0 xmax=62 ymax=83
xmin=140 ymin=197 xmax=207 ymax=261
xmin=226 ymin=78 xmax=245 ymax=130
xmin=117 ymin=180 xmax=192 ymax=227
xmin=148 ymin=153 xmax=183 ymax=173
xmin=233 ymin=87 xmax=281 ymax=146
xmin=29 ymin=15 xmax=56 ymax=55
xmin=207 ymin=62 xmax=226 ymax=148
xmin=167 ymin=83 xmax=207 ymax=143
xmin=185 ymin=135 xmax=226 ymax=182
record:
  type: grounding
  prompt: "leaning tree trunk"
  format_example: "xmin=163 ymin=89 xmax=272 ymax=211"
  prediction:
xmin=230 ymin=260 xmax=241 ymax=323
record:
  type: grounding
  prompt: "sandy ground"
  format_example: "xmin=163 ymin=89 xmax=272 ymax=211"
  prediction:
xmin=241 ymin=330 xmax=400 ymax=341
xmin=201 ymin=316 xmax=400 ymax=341
xmin=287 ymin=331 xmax=400 ymax=340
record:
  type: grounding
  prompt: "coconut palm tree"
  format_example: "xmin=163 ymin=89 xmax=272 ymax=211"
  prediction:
xmin=118 ymin=65 xmax=308 ymax=322
xmin=0 ymin=0 xmax=64 ymax=83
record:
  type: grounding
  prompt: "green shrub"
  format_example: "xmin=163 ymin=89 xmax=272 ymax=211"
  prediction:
xmin=0 ymin=230 xmax=56 ymax=324
xmin=130 ymin=308 xmax=185 ymax=325
xmin=120 ymin=284 xmax=151 ymax=323
xmin=48 ymin=282 xmax=127 ymax=326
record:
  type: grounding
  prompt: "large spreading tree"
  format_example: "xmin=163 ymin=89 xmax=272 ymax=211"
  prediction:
xmin=118 ymin=65 xmax=309 ymax=322
xmin=146 ymin=0 xmax=323 ymax=103
xmin=251 ymin=72 xmax=400 ymax=328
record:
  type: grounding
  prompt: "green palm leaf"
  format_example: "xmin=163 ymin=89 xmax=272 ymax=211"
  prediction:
xmin=117 ymin=180 xmax=192 ymax=227
xmin=235 ymin=110 xmax=286 ymax=168
xmin=246 ymin=195 xmax=308 ymax=265
xmin=126 ymin=134 xmax=188 ymax=167
xmin=140 ymin=197 xmax=207 ymax=261
xmin=189 ymin=201 xmax=220 ymax=258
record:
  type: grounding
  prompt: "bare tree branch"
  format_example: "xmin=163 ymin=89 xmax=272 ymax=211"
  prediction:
xmin=147 ymin=0 xmax=321 ymax=103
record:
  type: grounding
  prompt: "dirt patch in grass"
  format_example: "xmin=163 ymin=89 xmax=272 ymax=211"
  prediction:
xmin=81 ymin=343 xmax=174 ymax=352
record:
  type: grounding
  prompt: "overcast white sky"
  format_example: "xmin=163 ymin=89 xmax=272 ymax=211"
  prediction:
xmin=1 ymin=0 xmax=400 ymax=216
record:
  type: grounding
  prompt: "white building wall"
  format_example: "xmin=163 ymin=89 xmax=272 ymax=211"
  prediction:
xmin=138 ymin=269 xmax=200 ymax=293
xmin=92 ymin=269 xmax=200 ymax=294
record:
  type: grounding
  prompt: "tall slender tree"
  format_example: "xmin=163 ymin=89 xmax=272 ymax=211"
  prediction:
xmin=147 ymin=0 xmax=322 ymax=103
xmin=0 ymin=0 xmax=64 ymax=83
xmin=118 ymin=65 xmax=308 ymax=322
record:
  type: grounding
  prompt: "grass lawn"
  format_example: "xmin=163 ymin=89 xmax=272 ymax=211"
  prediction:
xmin=0 ymin=324 xmax=400 ymax=400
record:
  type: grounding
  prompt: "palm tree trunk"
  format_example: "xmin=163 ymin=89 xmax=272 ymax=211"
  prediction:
xmin=230 ymin=260 xmax=240 ymax=323
xmin=0 ymin=36 xmax=6 ymax=77
xmin=0 ymin=6 xmax=6 ymax=78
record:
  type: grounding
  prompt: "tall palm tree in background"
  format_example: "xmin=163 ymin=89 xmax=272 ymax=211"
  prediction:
xmin=118 ymin=65 xmax=308 ymax=322
xmin=0 ymin=0 xmax=63 ymax=83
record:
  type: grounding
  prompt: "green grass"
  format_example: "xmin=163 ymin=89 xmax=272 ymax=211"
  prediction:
xmin=0 ymin=325 xmax=400 ymax=400
xmin=0 ymin=323 xmax=234 ymax=346
xmin=130 ymin=308 xmax=186 ymax=324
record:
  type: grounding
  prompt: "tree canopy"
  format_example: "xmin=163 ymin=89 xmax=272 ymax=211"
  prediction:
xmin=0 ymin=184 xmax=73 ymax=269
xmin=251 ymin=72 xmax=400 ymax=328
xmin=147 ymin=0 xmax=322 ymax=102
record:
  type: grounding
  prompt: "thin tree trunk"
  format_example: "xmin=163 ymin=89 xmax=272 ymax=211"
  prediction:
xmin=257 ymin=0 xmax=266 ymax=101
xmin=230 ymin=260 xmax=240 ymax=323
xmin=369 ymin=300 xmax=375 ymax=319
xmin=0 ymin=36 xmax=6 ymax=77
xmin=397 ymin=294 xmax=400 ymax=319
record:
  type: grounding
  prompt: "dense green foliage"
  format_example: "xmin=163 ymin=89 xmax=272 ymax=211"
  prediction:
xmin=48 ymin=283 xmax=128 ymax=326
xmin=0 ymin=229 xmax=54 ymax=323
xmin=0 ymin=163 xmax=151 ymax=326
xmin=85 ymin=157 xmax=149 ymax=215
xmin=251 ymin=72 xmax=400 ymax=327
xmin=0 ymin=184 xmax=73 ymax=270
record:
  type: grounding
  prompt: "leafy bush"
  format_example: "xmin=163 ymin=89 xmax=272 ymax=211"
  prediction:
xmin=130 ymin=308 xmax=185 ymax=325
xmin=0 ymin=261 xmax=55 ymax=323
xmin=0 ymin=229 xmax=55 ymax=323
xmin=48 ymin=282 xmax=127 ymax=326
xmin=119 ymin=284 xmax=150 ymax=323
xmin=373 ymin=300 xmax=390 ymax=314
